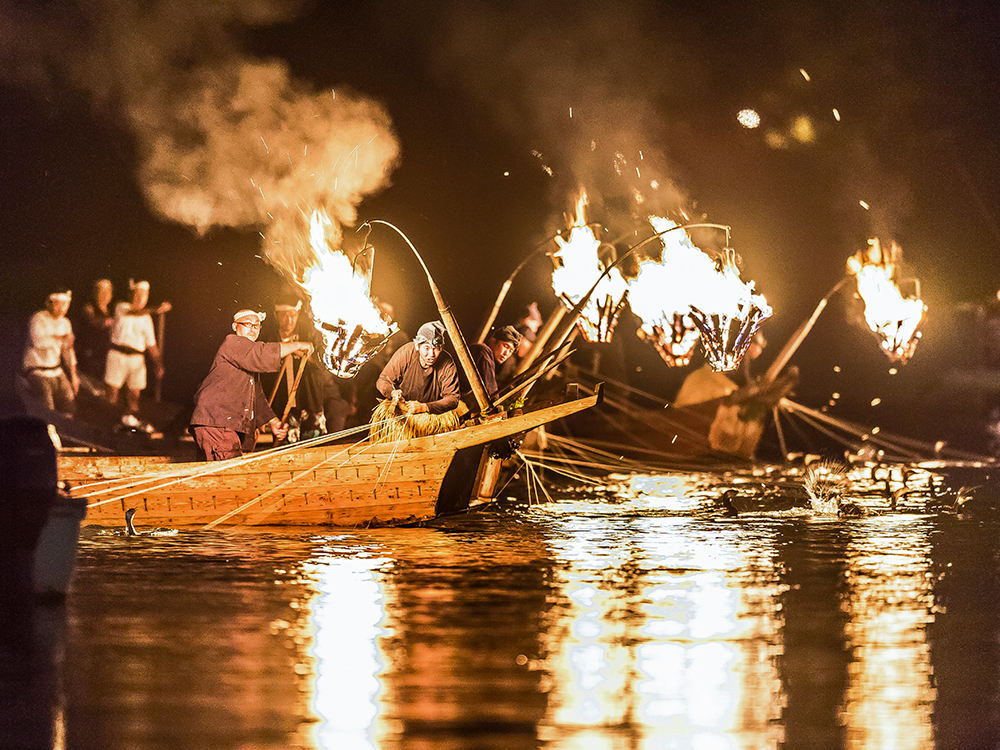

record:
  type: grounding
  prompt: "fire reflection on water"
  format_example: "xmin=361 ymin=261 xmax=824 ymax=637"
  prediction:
xmin=842 ymin=521 xmax=934 ymax=749
xmin=43 ymin=465 xmax=996 ymax=749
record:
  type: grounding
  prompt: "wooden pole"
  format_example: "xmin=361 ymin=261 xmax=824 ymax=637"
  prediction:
xmin=367 ymin=221 xmax=493 ymax=415
xmin=154 ymin=310 xmax=166 ymax=402
xmin=280 ymin=355 xmax=311 ymax=423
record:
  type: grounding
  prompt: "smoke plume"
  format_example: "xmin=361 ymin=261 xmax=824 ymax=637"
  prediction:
xmin=0 ymin=0 xmax=400 ymax=275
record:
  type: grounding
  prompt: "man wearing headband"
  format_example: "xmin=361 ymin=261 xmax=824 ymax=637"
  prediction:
xmin=189 ymin=309 xmax=314 ymax=461
xmin=467 ymin=324 xmax=523 ymax=404
xmin=375 ymin=320 xmax=459 ymax=415
xmin=104 ymin=279 xmax=171 ymax=430
xmin=17 ymin=288 xmax=79 ymax=416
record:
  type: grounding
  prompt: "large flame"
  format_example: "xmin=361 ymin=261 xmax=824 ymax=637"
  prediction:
xmin=629 ymin=217 xmax=772 ymax=371
xmin=846 ymin=239 xmax=926 ymax=364
xmin=550 ymin=193 xmax=629 ymax=343
xmin=299 ymin=210 xmax=396 ymax=378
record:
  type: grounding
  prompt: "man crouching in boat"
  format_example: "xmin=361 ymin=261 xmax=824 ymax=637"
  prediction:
xmin=370 ymin=321 xmax=460 ymax=442
xmin=189 ymin=309 xmax=314 ymax=461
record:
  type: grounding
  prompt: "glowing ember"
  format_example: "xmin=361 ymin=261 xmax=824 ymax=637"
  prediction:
xmin=846 ymin=238 xmax=926 ymax=364
xmin=629 ymin=217 xmax=771 ymax=371
xmin=300 ymin=210 xmax=396 ymax=378
xmin=550 ymin=193 xmax=629 ymax=343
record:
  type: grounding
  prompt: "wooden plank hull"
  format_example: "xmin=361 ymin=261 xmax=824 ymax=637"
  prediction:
xmin=60 ymin=386 xmax=602 ymax=529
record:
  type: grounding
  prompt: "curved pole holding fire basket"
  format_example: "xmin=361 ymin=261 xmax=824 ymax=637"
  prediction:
xmin=364 ymin=220 xmax=494 ymax=415
xmin=763 ymin=275 xmax=851 ymax=383
xmin=476 ymin=231 xmax=569 ymax=344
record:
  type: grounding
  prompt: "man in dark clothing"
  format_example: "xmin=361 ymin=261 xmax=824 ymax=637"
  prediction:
xmin=375 ymin=321 xmax=459 ymax=414
xmin=189 ymin=309 xmax=314 ymax=461
xmin=269 ymin=298 xmax=353 ymax=437
xmin=467 ymin=325 xmax=523 ymax=404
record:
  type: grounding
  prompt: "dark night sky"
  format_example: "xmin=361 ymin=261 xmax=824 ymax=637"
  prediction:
xmin=2 ymin=0 xmax=1000 ymax=445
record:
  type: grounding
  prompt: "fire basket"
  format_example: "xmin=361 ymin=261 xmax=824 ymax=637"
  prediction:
xmin=316 ymin=319 xmax=397 ymax=379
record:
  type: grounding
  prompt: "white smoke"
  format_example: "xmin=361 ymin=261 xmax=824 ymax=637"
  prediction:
xmin=0 ymin=0 xmax=400 ymax=273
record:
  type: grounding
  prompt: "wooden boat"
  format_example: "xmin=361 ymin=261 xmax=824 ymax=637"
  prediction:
xmin=60 ymin=384 xmax=603 ymax=529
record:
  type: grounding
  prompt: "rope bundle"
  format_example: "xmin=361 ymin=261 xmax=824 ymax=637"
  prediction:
xmin=369 ymin=399 xmax=460 ymax=443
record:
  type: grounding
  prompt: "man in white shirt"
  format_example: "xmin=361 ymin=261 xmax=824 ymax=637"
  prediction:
xmin=17 ymin=288 xmax=79 ymax=415
xmin=104 ymin=279 xmax=170 ymax=428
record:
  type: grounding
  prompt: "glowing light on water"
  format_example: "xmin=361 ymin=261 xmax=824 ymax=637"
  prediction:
xmin=843 ymin=523 xmax=935 ymax=748
xmin=305 ymin=554 xmax=392 ymax=749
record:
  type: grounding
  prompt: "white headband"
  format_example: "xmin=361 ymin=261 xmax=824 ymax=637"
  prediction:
xmin=233 ymin=309 xmax=266 ymax=324
xmin=48 ymin=291 xmax=72 ymax=302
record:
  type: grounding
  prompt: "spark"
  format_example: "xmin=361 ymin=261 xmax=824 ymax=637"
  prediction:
xmin=833 ymin=108 xmax=841 ymax=121
xmin=871 ymin=425 xmax=881 ymax=433
xmin=650 ymin=180 xmax=659 ymax=189
xmin=261 ymin=136 xmax=269 ymax=154
xmin=888 ymin=367 xmax=898 ymax=375
xmin=871 ymin=398 xmax=882 ymax=407
xmin=503 ymin=171 xmax=510 ymax=177
xmin=635 ymin=167 xmax=641 ymax=178
xmin=639 ymin=150 xmax=644 ymax=160
xmin=569 ymin=107 xmax=573 ymax=117
xmin=859 ymin=200 xmax=870 ymax=210
xmin=800 ymin=68 xmax=810 ymax=81
xmin=834 ymin=365 xmax=841 ymax=372
xmin=331 ymin=88 xmax=336 ymax=99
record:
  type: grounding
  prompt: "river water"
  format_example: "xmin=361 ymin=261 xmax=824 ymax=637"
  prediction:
xmin=5 ymin=461 xmax=1000 ymax=749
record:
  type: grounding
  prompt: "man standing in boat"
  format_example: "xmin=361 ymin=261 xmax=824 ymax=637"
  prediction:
xmin=371 ymin=320 xmax=460 ymax=440
xmin=104 ymin=279 xmax=170 ymax=430
xmin=17 ymin=287 xmax=79 ymax=416
xmin=269 ymin=296 xmax=353 ymax=438
xmin=464 ymin=324 xmax=522 ymax=409
xmin=189 ymin=309 xmax=315 ymax=461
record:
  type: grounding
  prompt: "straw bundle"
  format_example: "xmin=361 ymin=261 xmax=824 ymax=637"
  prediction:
xmin=369 ymin=400 xmax=460 ymax=443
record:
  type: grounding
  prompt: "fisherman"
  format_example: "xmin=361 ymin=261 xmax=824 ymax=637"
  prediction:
xmin=104 ymin=279 xmax=170 ymax=430
xmin=77 ymin=278 xmax=114 ymax=379
xmin=467 ymin=324 xmax=523 ymax=405
xmin=496 ymin=302 xmax=542 ymax=387
xmin=370 ymin=320 xmax=460 ymax=440
xmin=189 ymin=309 xmax=314 ymax=461
xmin=270 ymin=296 xmax=353 ymax=438
xmin=16 ymin=287 xmax=79 ymax=416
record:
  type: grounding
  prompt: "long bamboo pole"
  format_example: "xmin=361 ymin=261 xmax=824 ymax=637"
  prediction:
xmin=476 ymin=233 xmax=561 ymax=343
xmin=366 ymin=221 xmax=493 ymax=415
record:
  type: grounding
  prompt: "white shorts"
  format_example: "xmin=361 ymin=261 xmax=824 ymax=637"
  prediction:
xmin=105 ymin=349 xmax=147 ymax=390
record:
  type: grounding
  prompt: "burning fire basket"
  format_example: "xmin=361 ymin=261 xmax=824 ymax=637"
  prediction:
xmin=636 ymin=314 xmax=702 ymax=367
xmin=316 ymin=319 xmax=397 ymax=379
xmin=688 ymin=249 xmax=772 ymax=372
xmin=847 ymin=239 xmax=926 ymax=365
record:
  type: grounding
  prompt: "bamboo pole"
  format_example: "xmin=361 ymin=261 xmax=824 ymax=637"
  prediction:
xmin=764 ymin=276 xmax=851 ymax=383
xmin=366 ymin=221 xmax=493 ymax=414
xmin=476 ymin=233 xmax=561 ymax=343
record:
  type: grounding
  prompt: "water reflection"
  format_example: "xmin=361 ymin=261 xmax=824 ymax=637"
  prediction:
xmin=9 ymin=462 xmax=999 ymax=748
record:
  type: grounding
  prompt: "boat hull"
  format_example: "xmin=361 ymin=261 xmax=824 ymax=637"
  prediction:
xmin=60 ymin=386 xmax=602 ymax=529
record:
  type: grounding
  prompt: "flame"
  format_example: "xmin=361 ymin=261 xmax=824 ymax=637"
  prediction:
xmin=629 ymin=217 xmax=772 ymax=371
xmin=550 ymin=192 xmax=629 ymax=342
xmin=299 ymin=210 xmax=396 ymax=378
xmin=846 ymin=239 xmax=926 ymax=364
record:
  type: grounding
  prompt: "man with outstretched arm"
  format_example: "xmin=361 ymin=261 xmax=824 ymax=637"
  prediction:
xmin=189 ymin=309 xmax=313 ymax=461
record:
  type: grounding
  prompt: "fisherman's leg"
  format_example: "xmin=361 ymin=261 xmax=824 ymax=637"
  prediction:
xmin=192 ymin=426 xmax=242 ymax=461
xmin=51 ymin=373 xmax=76 ymax=416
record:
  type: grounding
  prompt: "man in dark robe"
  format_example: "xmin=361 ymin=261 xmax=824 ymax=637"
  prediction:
xmin=375 ymin=321 xmax=459 ymax=414
xmin=465 ymin=325 xmax=523 ymax=408
xmin=189 ymin=309 xmax=313 ymax=461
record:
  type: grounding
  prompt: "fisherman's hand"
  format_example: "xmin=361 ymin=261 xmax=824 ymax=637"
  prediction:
xmin=156 ymin=301 xmax=172 ymax=314
xmin=390 ymin=389 xmax=403 ymax=402
xmin=405 ymin=401 xmax=429 ymax=414
xmin=294 ymin=341 xmax=314 ymax=358
xmin=270 ymin=418 xmax=288 ymax=441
